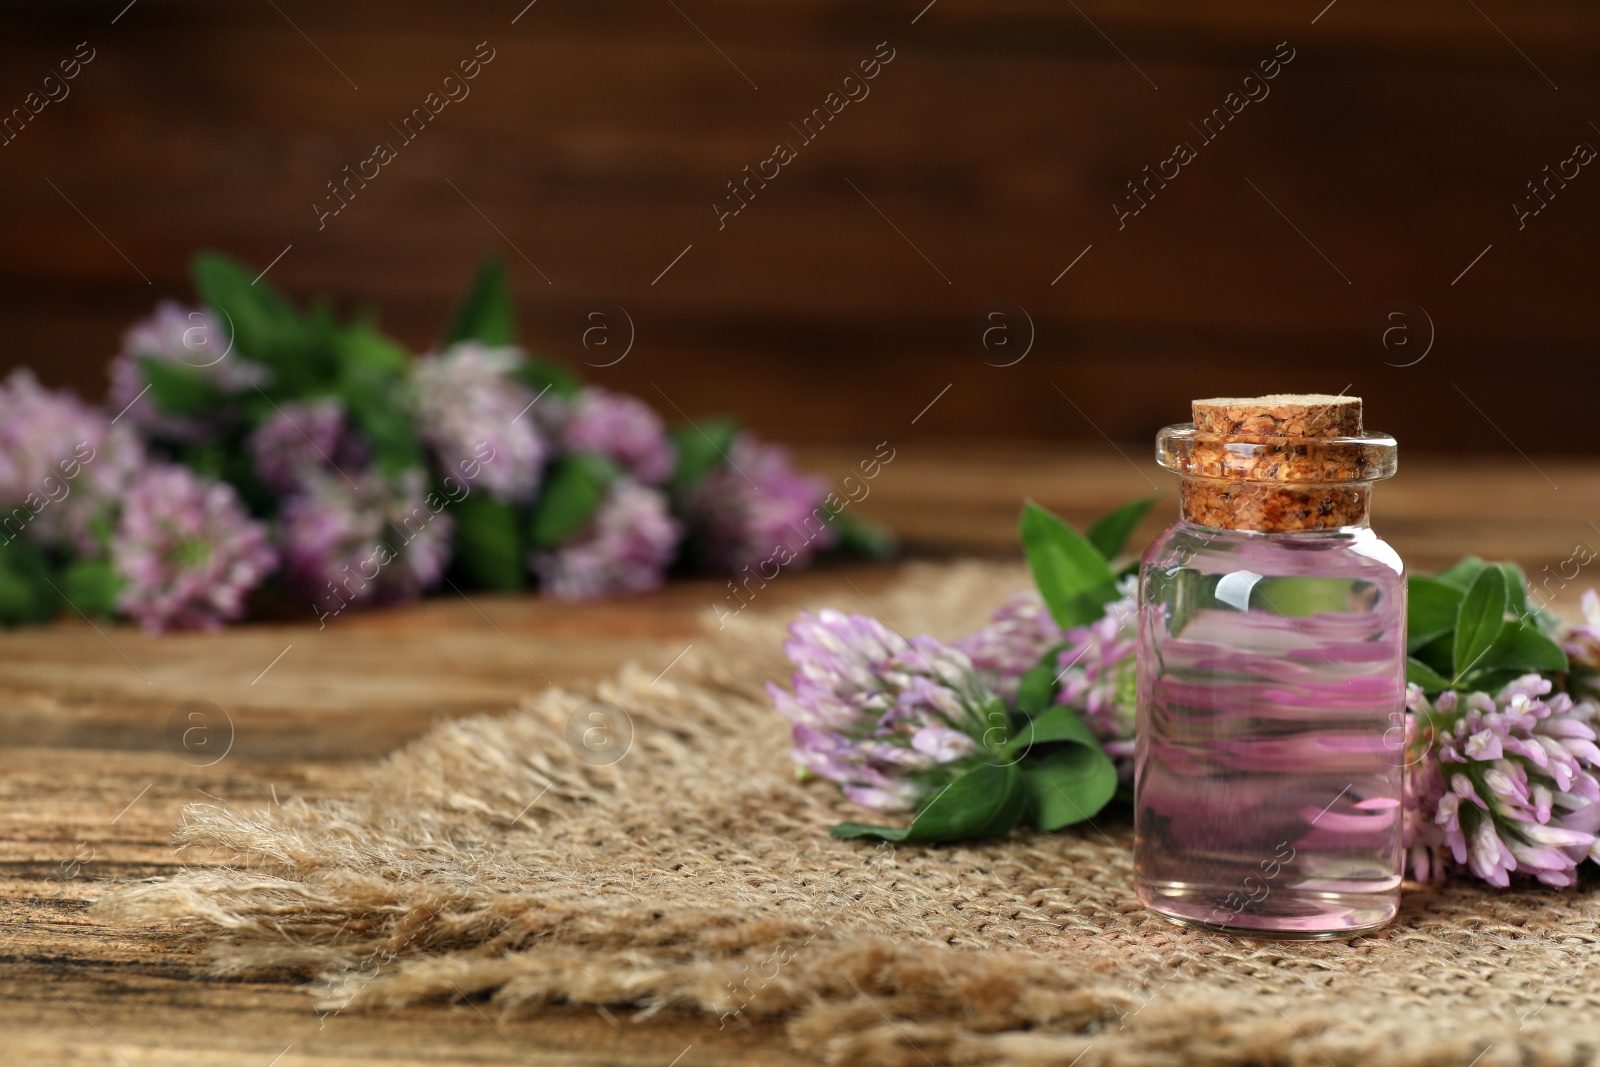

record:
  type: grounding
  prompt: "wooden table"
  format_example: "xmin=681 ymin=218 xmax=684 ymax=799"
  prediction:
xmin=4 ymin=445 xmax=1595 ymax=1066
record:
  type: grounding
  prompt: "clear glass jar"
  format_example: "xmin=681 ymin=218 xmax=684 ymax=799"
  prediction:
xmin=1133 ymin=416 xmax=1406 ymax=938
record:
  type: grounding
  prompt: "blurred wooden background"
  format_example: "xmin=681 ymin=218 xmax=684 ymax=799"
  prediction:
xmin=1 ymin=0 xmax=1597 ymax=452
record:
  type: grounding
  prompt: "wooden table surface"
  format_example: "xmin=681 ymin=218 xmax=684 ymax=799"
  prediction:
xmin=3 ymin=444 xmax=1596 ymax=1066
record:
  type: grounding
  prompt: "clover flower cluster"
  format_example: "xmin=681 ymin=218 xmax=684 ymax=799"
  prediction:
xmin=680 ymin=433 xmax=837 ymax=574
xmin=768 ymin=609 xmax=1002 ymax=812
xmin=0 ymin=282 xmax=845 ymax=630
xmin=1404 ymin=677 xmax=1600 ymax=887
xmin=111 ymin=464 xmax=275 ymax=632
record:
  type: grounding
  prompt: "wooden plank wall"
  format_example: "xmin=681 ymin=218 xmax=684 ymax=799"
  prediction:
xmin=0 ymin=0 xmax=1596 ymax=453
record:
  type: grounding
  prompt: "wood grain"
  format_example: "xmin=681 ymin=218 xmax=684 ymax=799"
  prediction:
xmin=1 ymin=1 xmax=1598 ymax=451
xmin=5 ymin=781 xmax=807 ymax=1067
xmin=0 ymin=571 xmax=890 ymax=1066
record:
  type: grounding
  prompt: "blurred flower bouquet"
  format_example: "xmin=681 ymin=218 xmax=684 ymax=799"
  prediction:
xmin=0 ymin=253 xmax=889 ymax=632
xmin=769 ymin=498 xmax=1600 ymax=890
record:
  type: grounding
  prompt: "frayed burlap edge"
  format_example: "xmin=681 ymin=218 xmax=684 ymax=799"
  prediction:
xmin=95 ymin=562 xmax=1600 ymax=1067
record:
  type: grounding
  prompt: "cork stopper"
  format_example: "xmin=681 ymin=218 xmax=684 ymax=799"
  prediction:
xmin=1192 ymin=394 xmax=1362 ymax=438
xmin=1158 ymin=395 xmax=1395 ymax=533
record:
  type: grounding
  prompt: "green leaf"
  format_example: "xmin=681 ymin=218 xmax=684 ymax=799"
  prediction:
xmin=1015 ymin=658 xmax=1061 ymax=718
xmin=516 ymin=356 xmax=584 ymax=402
xmin=1022 ymin=745 xmax=1118 ymax=832
xmin=1498 ymin=562 xmax=1531 ymax=618
xmin=334 ymin=320 xmax=409 ymax=377
xmin=1452 ymin=565 xmax=1507 ymax=683
xmin=1411 ymin=631 xmax=1455 ymax=679
xmin=444 ymin=257 xmax=515 ymax=347
xmin=668 ymin=419 xmax=741 ymax=495
xmin=217 ymin=444 xmax=276 ymax=518
xmin=1019 ymin=500 xmax=1119 ymax=629
xmin=60 ymin=558 xmax=123 ymax=617
xmin=193 ymin=251 xmax=300 ymax=346
xmin=827 ymin=510 xmax=898 ymax=561
xmin=0 ymin=537 xmax=58 ymax=625
xmin=1086 ymin=497 xmax=1155 ymax=561
xmin=340 ymin=388 xmax=421 ymax=477
xmin=529 ymin=453 xmax=616 ymax=549
xmin=448 ymin=493 xmax=525 ymax=591
xmin=1407 ymin=576 xmax=1464 ymax=652
xmin=138 ymin=357 xmax=228 ymax=417
xmin=298 ymin=300 xmax=342 ymax=386
xmin=830 ymin=761 xmax=1025 ymax=843
xmin=1470 ymin=667 xmax=1543 ymax=694
xmin=1474 ymin=618 xmax=1568 ymax=676
xmin=191 ymin=251 xmax=318 ymax=389
xmin=974 ymin=693 xmax=1013 ymax=751
xmin=1000 ymin=705 xmax=1119 ymax=831
xmin=1005 ymin=703 xmax=1099 ymax=757
xmin=1435 ymin=556 xmax=1488 ymax=592
xmin=333 ymin=324 xmax=422 ymax=477
xmin=84 ymin=512 xmax=115 ymax=554
xmin=1406 ymin=656 xmax=1452 ymax=693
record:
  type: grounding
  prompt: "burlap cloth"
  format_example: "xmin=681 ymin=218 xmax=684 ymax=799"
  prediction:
xmin=99 ymin=563 xmax=1600 ymax=1066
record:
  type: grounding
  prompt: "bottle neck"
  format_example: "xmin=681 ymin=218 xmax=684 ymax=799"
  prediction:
xmin=1178 ymin=476 xmax=1372 ymax=533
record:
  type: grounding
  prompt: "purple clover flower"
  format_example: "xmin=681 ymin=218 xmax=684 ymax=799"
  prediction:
xmin=411 ymin=343 xmax=546 ymax=502
xmin=247 ymin=398 xmax=367 ymax=494
xmin=111 ymin=464 xmax=276 ymax=633
xmin=955 ymin=591 xmax=1063 ymax=703
xmin=1054 ymin=586 xmax=1139 ymax=770
xmin=0 ymin=369 xmax=144 ymax=554
xmin=768 ymin=610 xmax=1004 ymax=812
xmin=681 ymin=433 xmax=835 ymax=575
xmin=279 ymin=470 xmax=452 ymax=614
xmin=107 ymin=301 xmax=269 ymax=443
xmin=1404 ymin=676 xmax=1600 ymax=887
xmin=529 ymin=480 xmax=680 ymax=601
xmin=1562 ymin=590 xmax=1600 ymax=696
xmin=956 ymin=583 xmax=1139 ymax=774
xmin=560 ymin=387 xmax=675 ymax=485
xmin=1401 ymin=703 xmax=1451 ymax=884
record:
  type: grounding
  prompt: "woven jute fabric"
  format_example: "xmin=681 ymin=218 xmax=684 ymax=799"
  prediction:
xmin=99 ymin=562 xmax=1600 ymax=1066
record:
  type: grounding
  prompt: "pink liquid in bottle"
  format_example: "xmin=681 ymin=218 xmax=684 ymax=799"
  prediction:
xmin=1133 ymin=398 xmax=1406 ymax=938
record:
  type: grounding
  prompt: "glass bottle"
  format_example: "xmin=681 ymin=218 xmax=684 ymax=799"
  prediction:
xmin=1133 ymin=395 xmax=1405 ymax=938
